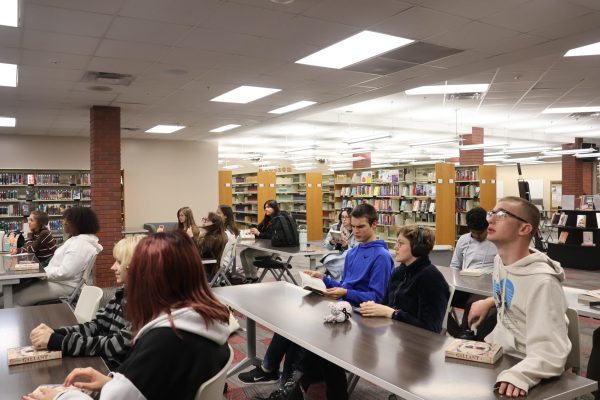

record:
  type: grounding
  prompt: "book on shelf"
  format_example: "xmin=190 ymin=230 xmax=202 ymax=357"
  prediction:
xmin=7 ymin=346 xmax=62 ymax=366
xmin=582 ymin=231 xmax=595 ymax=247
xmin=300 ymin=273 xmax=326 ymax=295
xmin=558 ymin=231 xmax=569 ymax=244
xmin=596 ymin=213 xmax=600 ymax=228
xmin=412 ymin=200 xmax=420 ymax=212
xmin=428 ymin=202 xmax=436 ymax=213
xmin=557 ymin=213 xmax=568 ymax=227
xmin=551 ymin=212 xmax=561 ymax=225
xmin=459 ymin=268 xmax=487 ymax=277
xmin=576 ymin=214 xmax=587 ymax=228
xmin=444 ymin=339 xmax=502 ymax=364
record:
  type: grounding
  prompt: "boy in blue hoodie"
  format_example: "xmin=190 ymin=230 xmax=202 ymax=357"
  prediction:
xmin=248 ymin=204 xmax=394 ymax=400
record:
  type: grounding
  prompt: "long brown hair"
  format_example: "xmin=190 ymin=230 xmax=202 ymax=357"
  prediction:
xmin=198 ymin=212 xmax=228 ymax=274
xmin=126 ymin=231 xmax=229 ymax=335
xmin=218 ymin=204 xmax=239 ymax=237
xmin=177 ymin=206 xmax=200 ymax=237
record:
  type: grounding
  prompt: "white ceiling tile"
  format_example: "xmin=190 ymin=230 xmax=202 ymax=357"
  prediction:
xmin=87 ymin=57 xmax=154 ymax=75
xmin=427 ymin=21 xmax=519 ymax=52
xmin=119 ymin=0 xmax=222 ymax=25
xmin=23 ymin=4 xmax=114 ymax=37
xmin=420 ymin=0 xmax=529 ymax=20
xmin=300 ymin=0 xmax=413 ymax=28
xmin=28 ymin=0 xmax=126 ymax=14
xmin=21 ymin=49 xmax=90 ymax=69
xmin=0 ymin=26 xmax=22 ymax=48
xmin=228 ymin=0 xmax=321 ymax=15
xmin=23 ymin=29 xmax=100 ymax=55
xmin=269 ymin=16 xmax=360 ymax=47
xmin=0 ymin=46 xmax=21 ymax=64
xmin=19 ymin=65 xmax=84 ymax=82
xmin=95 ymin=39 xmax=171 ymax=62
xmin=106 ymin=17 xmax=193 ymax=46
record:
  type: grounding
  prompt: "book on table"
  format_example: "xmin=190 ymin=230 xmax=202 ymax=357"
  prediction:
xmin=300 ymin=273 xmax=326 ymax=295
xmin=558 ymin=231 xmax=569 ymax=244
xmin=7 ymin=346 xmax=62 ymax=366
xmin=577 ymin=293 xmax=600 ymax=306
xmin=459 ymin=268 xmax=487 ymax=277
xmin=445 ymin=339 xmax=503 ymax=364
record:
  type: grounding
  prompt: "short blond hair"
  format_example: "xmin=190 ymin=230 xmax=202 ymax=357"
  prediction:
xmin=499 ymin=196 xmax=540 ymax=235
xmin=113 ymin=235 xmax=145 ymax=268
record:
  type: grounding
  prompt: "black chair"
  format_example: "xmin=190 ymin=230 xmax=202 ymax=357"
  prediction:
xmin=253 ymin=255 xmax=298 ymax=285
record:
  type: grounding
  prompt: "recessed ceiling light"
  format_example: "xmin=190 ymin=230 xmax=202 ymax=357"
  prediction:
xmin=564 ymin=41 xmax=600 ymax=57
xmin=0 ymin=63 xmax=18 ymax=87
xmin=405 ymin=84 xmax=489 ymax=95
xmin=210 ymin=124 xmax=241 ymax=133
xmin=296 ymin=31 xmax=414 ymax=69
xmin=0 ymin=117 xmax=16 ymax=127
xmin=210 ymin=85 xmax=281 ymax=104
xmin=270 ymin=0 xmax=294 ymax=4
xmin=0 ymin=0 xmax=18 ymax=27
xmin=145 ymin=124 xmax=185 ymax=134
xmin=269 ymin=101 xmax=317 ymax=114
xmin=542 ymin=106 xmax=600 ymax=114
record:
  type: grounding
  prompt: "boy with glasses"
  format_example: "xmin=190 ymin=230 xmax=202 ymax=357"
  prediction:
xmin=468 ymin=196 xmax=571 ymax=398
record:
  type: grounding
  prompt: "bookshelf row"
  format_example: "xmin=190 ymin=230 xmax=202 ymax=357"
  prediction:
xmin=548 ymin=209 xmax=600 ymax=270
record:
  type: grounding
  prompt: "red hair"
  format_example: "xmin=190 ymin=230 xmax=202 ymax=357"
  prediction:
xmin=126 ymin=230 xmax=229 ymax=334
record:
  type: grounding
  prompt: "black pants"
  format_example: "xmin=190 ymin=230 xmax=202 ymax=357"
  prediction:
xmin=587 ymin=327 xmax=600 ymax=400
xmin=447 ymin=291 xmax=485 ymax=337
xmin=300 ymin=352 xmax=348 ymax=400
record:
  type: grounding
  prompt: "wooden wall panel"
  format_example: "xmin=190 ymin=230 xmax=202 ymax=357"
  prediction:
xmin=479 ymin=164 xmax=497 ymax=211
xmin=305 ymin=172 xmax=323 ymax=241
xmin=435 ymin=163 xmax=456 ymax=246
xmin=218 ymin=170 xmax=232 ymax=206
xmin=257 ymin=171 xmax=276 ymax=222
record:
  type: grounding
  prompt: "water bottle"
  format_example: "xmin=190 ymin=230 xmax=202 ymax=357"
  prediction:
xmin=298 ymin=225 xmax=307 ymax=251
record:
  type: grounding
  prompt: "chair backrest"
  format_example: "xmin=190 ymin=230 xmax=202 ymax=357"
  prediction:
xmin=429 ymin=246 xmax=454 ymax=268
xmin=220 ymin=237 xmax=237 ymax=269
xmin=565 ymin=307 xmax=581 ymax=374
xmin=64 ymin=253 xmax=98 ymax=307
xmin=194 ymin=344 xmax=233 ymax=400
xmin=441 ymin=284 xmax=456 ymax=334
xmin=74 ymin=285 xmax=104 ymax=323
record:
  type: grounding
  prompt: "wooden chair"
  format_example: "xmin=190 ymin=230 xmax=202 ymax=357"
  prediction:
xmin=194 ymin=345 xmax=234 ymax=400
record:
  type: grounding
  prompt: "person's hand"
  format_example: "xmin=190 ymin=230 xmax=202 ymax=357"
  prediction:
xmin=186 ymin=227 xmax=193 ymax=238
xmin=302 ymin=270 xmax=323 ymax=279
xmin=497 ymin=382 xmax=526 ymax=397
xmin=359 ymin=301 xmax=395 ymax=318
xmin=30 ymin=323 xmax=54 ymax=350
xmin=250 ymin=228 xmax=260 ymax=236
xmin=340 ymin=235 xmax=349 ymax=248
xmin=468 ymin=297 xmax=495 ymax=329
xmin=9 ymin=248 xmax=17 ymax=255
xmin=324 ymin=287 xmax=347 ymax=299
xmin=22 ymin=386 xmax=61 ymax=400
xmin=63 ymin=367 xmax=112 ymax=391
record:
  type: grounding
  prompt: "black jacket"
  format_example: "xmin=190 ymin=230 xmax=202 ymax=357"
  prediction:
xmin=384 ymin=256 xmax=450 ymax=333
xmin=257 ymin=217 xmax=276 ymax=239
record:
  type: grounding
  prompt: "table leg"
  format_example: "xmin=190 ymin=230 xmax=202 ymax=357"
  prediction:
xmin=309 ymin=255 xmax=317 ymax=270
xmin=227 ymin=317 xmax=261 ymax=377
xmin=3 ymin=285 xmax=13 ymax=308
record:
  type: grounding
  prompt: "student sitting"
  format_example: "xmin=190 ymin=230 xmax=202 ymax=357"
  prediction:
xmin=248 ymin=204 xmax=394 ymax=400
xmin=320 ymin=207 xmax=355 ymax=280
xmin=24 ymin=231 xmax=231 ymax=400
xmin=10 ymin=210 xmax=57 ymax=265
xmin=468 ymin=197 xmax=571 ymax=398
xmin=176 ymin=206 xmax=201 ymax=241
xmin=447 ymin=207 xmax=497 ymax=337
xmin=197 ymin=212 xmax=228 ymax=279
xmin=29 ymin=235 xmax=144 ymax=370
xmin=216 ymin=204 xmax=244 ymax=279
xmin=239 ymin=199 xmax=280 ymax=283
xmin=11 ymin=207 xmax=103 ymax=307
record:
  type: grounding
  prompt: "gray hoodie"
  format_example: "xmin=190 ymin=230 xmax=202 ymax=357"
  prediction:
xmin=486 ymin=248 xmax=571 ymax=392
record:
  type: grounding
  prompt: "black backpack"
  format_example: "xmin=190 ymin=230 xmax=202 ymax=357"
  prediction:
xmin=270 ymin=212 xmax=299 ymax=247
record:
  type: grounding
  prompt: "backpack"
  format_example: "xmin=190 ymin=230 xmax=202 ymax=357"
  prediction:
xmin=270 ymin=212 xmax=299 ymax=247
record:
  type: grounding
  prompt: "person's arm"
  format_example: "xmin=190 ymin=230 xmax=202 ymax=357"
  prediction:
xmin=45 ymin=241 xmax=93 ymax=281
xmin=344 ymin=254 xmax=392 ymax=304
xmin=390 ymin=271 xmax=449 ymax=333
xmin=449 ymin=235 xmax=465 ymax=268
xmin=495 ymin=278 xmax=571 ymax=394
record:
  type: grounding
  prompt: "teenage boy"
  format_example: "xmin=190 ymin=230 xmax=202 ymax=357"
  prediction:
xmin=447 ymin=207 xmax=497 ymax=337
xmin=468 ymin=196 xmax=571 ymax=398
xmin=242 ymin=204 xmax=394 ymax=400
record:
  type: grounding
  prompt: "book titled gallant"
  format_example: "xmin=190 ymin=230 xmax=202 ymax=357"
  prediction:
xmin=7 ymin=346 xmax=62 ymax=366
xmin=445 ymin=339 xmax=503 ymax=364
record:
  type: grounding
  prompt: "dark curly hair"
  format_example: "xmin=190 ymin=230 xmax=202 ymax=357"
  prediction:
xmin=62 ymin=207 xmax=100 ymax=235
xmin=466 ymin=207 xmax=489 ymax=231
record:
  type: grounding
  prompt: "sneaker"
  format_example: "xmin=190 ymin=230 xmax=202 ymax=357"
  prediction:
xmin=243 ymin=277 xmax=260 ymax=284
xmin=239 ymin=366 xmax=279 ymax=385
xmin=254 ymin=379 xmax=304 ymax=400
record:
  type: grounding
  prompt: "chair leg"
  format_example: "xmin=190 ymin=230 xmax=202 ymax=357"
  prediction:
xmin=347 ymin=373 xmax=360 ymax=396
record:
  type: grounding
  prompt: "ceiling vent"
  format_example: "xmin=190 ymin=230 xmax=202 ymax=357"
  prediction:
xmin=121 ymin=127 xmax=140 ymax=132
xmin=569 ymin=112 xmax=600 ymax=120
xmin=83 ymin=71 xmax=134 ymax=86
xmin=446 ymin=92 xmax=482 ymax=101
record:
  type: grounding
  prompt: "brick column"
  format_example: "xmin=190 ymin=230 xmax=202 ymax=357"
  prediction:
xmin=459 ymin=127 xmax=484 ymax=165
xmin=90 ymin=106 xmax=122 ymax=287
xmin=562 ymin=138 xmax=584 ymax=196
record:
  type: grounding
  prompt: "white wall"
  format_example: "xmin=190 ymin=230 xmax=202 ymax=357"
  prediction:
xmin=496 ymin=163 xmax=562 ymax=210
xmin=0 ymin=134 xmax=218 ymax=228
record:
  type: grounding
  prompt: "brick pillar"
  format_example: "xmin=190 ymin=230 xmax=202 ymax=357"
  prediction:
xmin=562 ymin=139 xmax=584 ymax=196
xmin=90 ymin=106 xmax=122 ymax=288
xmin=459 ymin=127 xmax=484 ymax=165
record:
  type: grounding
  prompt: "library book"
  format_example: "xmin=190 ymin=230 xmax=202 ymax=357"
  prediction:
xmin=445 ymin=339 xmax=503 ymax=364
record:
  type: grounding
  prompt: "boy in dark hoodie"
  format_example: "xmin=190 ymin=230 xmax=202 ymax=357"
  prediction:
xmin=242 ymin=204 xmax=394 ymax=400
xmin=468 ymin=196 xmax=571 ymax=398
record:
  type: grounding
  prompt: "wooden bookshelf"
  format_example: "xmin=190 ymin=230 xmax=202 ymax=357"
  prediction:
xmin=322 ymin=174 xmax=335 ymax=234
xmin=435 ymin=163 xmax=456 ymax=246
xmin=256 ymin=171 xmax=276 ymax=222
xmin=479 ymin=164 xmax=496 ymax=211
xmin=218 ymin=170 xmax=232 ymax=206
xmin=454 ymin=164 xmax=497 ymax=239
xmin=305 ymin=172 xmax=323 ymax=241
xmin=276 ymin=172 xmax=323 ymax=241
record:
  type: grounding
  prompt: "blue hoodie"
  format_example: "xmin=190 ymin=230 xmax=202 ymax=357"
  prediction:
xmin=323 ymin=239 xmax=394 ymax=306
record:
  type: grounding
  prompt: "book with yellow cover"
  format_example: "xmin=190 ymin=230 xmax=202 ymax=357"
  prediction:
xmin=445 ymin=339 xmax=502 ymax=364
xmin=7 ymin=346 xmax=62 ymax=366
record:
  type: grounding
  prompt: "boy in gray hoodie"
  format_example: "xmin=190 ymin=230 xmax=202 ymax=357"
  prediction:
xmin=468 ymin=196 xmax=571 ymax=398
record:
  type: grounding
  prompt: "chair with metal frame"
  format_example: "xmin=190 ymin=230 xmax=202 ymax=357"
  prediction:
xmin=194 ymin=344 xmax=234 ymax=400
xmin=253 ymin=254 xmax=298 ymax=285
xmin=210 ymin=240 xmax=236 ymax=287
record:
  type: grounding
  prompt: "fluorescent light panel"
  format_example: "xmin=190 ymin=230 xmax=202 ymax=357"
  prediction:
xmin=339 ymin=148 xmax=372 ymax=155
xmin=575 ymin=152 xmax=600 ymax=159
xmin=0 ymin=117 xmax=16 ymax=127
xmin=542 ymin=106 xmax=600 ymax=114
xmin=222 ymin=165 xmax=241 ymax=170
xmin=542 ymin=148 xmax=595 ymax=155
xmin=210 ymin=85 xmax=281 ymax=104
xmin=410 ymin=160 xmax=438 ymax=165
xmin=145 ymin=124 xmax=185 ymax=134
xmin=0 ymin=63 xmax=18 ymax=87
xmin=459 ymin=143 xmax=505 ymax=150
xmin=285 ymin=145 xmax=316 ymax=154
xmin=344 ymin=133 xmax=392 ymax=145
xmin=210 ymin=124 xmax=241 ymax=133
xmin=406 ymin=84 xmax=489 ymax=95
xmin=296 ymin=31 xmax=414 ymax=69
xmin=410 ymin=138 xmax=458 ymax=147
xmin=504 ymin=146 xmax=550 ymax=154
xmin=564 ymin=41 xmax=600 ymax=57
xmin=0 ymin=0 xmax=18 ymax=27
xmin=294 ymin=166 xmax=314 ymax=171
xmin=268 ymin=101 xmax=316 ymax=114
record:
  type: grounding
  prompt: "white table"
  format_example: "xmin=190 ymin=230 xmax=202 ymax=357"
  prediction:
xmin=0 ymin=253 xmax=46 ymax=308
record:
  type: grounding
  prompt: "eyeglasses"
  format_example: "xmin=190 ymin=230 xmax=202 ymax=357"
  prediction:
xmin=486 ymin=208 xmax=530 ymax=225
xmin=341 ymin=216 xmax=350 ymax=219
xmin=201 ymin=217 xmax=208 ymax=223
